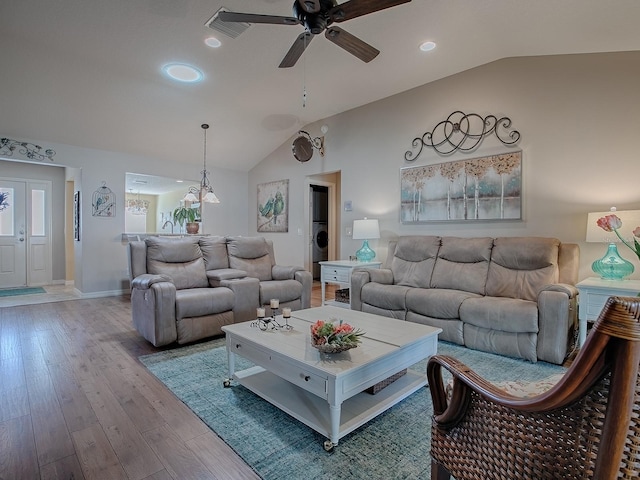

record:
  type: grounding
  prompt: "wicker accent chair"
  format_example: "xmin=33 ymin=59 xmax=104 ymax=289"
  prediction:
xmin=427 ymin=296 xmax=640 ymax=480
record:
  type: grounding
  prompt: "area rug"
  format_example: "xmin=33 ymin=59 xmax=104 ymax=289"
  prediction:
xmin=139 ymin=339 xmax=566 ymax=480
xmin=0 ymin=287 xmax=46 ymax=297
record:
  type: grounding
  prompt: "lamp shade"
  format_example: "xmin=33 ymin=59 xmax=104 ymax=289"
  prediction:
xmin=586 ymin=209 xmax=640 ymax=243
xmin=352 ymin=218 xmax=380 ymax=240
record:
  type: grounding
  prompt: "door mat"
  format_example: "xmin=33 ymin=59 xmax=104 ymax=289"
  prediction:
xmin=0 ymin=287 xmax=46 ymax=297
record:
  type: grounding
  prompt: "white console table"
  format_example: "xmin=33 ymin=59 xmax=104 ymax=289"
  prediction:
xmin=320 ymin=260 xmax=381 ymax=309
xmin=576 ymin=277 xmax=640 ymax=347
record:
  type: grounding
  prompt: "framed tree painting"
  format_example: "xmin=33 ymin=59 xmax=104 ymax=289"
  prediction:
xmin=257 ymin=179 xmax=289 ymax=232
xmin=401 ymin=151 xmax=522 ymax=223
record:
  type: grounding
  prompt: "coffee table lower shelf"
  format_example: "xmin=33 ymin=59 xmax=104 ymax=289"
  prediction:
xmin=233 ymin=365 xmax=426 ymax=448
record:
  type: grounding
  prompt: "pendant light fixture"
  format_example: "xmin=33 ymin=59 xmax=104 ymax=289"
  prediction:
xmin=184 ymin=124 xmax=220 ymax=204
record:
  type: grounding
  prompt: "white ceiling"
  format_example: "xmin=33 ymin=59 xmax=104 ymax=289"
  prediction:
xmin=2 ymin=0 xmax=640 ymax=175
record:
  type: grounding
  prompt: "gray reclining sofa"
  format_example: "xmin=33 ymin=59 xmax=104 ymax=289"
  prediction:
xmin=128 ymin=235 xmax=312 ymax=347
xmin=350 ymin=236 xmax=579 ymax=364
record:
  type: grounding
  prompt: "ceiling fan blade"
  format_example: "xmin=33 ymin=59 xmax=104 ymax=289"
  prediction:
xmin=218 ymin=11 xmax=299 ymax=26
xmin=330 ymin=0 xmax=411 ymax=23
xmin=324 ymin=27 xmax=379 ymax=63
xmin=297 ymin=0 xmax=321 ymax=13
xmin=279 ymin=32 xmax=315 ymax=68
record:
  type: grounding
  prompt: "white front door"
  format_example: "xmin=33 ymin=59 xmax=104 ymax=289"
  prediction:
xmin=0 ymin=178 xmax=52 ymax=288
xmin=0 ymin=179 xmax=27 ymax=287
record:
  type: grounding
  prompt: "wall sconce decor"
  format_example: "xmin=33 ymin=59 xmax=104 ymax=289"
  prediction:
xmin=184 ymin=124 xmax=220 ymax=204
xmin=405 ymin=110 xmax=521 ymax=160
xmin=0 ymin=137 xmax=56 ymax=162
xmin=92 ymin=181 xmax=116 ymax=217
xmin=292 ymin=125 xmax=328 ymax=162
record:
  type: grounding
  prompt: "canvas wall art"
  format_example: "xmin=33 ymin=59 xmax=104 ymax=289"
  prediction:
xmin=257 ymin=179 xmax=289 ymax=232
xmin=401 ymin=151 xmax=522 ymax=223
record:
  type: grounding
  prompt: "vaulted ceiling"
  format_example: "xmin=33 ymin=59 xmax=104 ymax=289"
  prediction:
xmin=2 ymin=0 xmax=640 ymax=174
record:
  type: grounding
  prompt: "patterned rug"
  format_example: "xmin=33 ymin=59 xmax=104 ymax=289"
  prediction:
xmin=139 ymin=339 xmax=566 ymax=480
xmin=0 ymin=287 xmax=46 ymax=297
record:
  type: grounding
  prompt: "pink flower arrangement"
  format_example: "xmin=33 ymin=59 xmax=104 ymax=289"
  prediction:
xmin=310 ymin=319 xmax=364 ymax=347
xmin=596 ymin=214 xmax=640 ymax=260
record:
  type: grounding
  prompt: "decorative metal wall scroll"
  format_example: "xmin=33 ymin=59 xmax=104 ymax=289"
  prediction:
xmin=0 ymin=137 xmax=56 ymax=162
xmin=400 ymin=151 xmax=522 ymax=223
xmin=404 ymin=111 xmax=521 ymax=161
xmin=92 ymin=182 xmax=116 ymax=217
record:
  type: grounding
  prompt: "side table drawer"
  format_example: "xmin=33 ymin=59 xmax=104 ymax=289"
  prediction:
xmin=585 ymin=292 xmax=611 ymax=318
xmin=321 ymin=266 xmax=350 ymax=283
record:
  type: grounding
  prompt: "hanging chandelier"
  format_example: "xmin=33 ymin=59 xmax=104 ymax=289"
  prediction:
xmin=184 ymin=124 xmax=220 ymax=204
xmin=126 ymin=190 xmax=149 ymax=215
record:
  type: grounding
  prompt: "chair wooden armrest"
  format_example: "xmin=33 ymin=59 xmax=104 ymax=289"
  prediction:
xmin=427 ymin=296 xmax=640 ymax=480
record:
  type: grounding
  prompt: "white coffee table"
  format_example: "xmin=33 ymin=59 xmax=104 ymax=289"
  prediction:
xmin=222 ymin=306 xmax=441 ymax=451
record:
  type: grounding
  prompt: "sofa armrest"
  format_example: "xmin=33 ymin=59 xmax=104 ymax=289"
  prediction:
xmin=222 ymin=277 xmax=260 ymax=323
xmin=271 ymin=264 xmax=304 ymax=280
xmin=207 ymin=268 xmax=247 ymax=287
xmin=130 ymin=278 xmax=177 ymax=347
xmin=131 ymin=273 xmax=173 ymax=290
xmin=536 ymin=284 xmax=578 ymax=364
xmin=350 ymin=268 xmax=393 ymax=311
xmin=294 ymin=269 xmax=313 ymax=309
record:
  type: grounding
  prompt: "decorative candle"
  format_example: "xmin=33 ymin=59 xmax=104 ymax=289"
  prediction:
xmin=257 ymin=307 xmax=265 ymax=318
xmin=282 ymin=307 xmax=291 ymax=318
xmin=270 ymin=299 xmax=279 ymax=309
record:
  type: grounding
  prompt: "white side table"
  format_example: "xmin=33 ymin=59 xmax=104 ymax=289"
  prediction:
xmin=576 ymin=277 xmax=640 ymax=346
xmin=320 ymin=260 xmax=381 ymax=309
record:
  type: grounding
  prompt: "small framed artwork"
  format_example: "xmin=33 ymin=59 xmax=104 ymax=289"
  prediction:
xmin=74 ymin=191 xmax=80 ymax=241
xmin=257 ymin=179 xmax=289 ymax=232
xmin=401 ymin=151 xmax=522 ymax=223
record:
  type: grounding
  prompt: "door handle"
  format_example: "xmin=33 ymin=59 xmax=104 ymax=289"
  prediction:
xmin=19 ymin=237 xmax=24 ymax=242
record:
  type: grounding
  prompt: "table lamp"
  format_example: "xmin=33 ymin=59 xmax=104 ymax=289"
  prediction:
xmin=586 ymin=208 xmax=640 ymax=280
xmin=352 ymin=218 xmax=380 ymax=262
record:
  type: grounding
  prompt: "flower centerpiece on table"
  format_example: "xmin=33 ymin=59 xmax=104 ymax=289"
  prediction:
xmin=310 ymin=319 xmax=365 ymax=354
xmin=596 ymin=213 xmax=640 ymax=260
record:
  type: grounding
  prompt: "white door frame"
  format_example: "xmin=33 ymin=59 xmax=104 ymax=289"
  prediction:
xmin=304 ymin=178 xmax=337 ymax=274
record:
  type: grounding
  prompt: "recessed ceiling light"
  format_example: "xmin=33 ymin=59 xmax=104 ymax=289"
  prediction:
xmin=162 ymin=63 xmax=203 ymax=83
xmin=419 ymin=41 xmax=437 ymax=52
xmin=205 ymin=37 xmax=221 ymax=48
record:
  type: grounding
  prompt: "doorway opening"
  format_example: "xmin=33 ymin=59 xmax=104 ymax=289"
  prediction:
xmin=305 ymin=172 xmax=340 ymax=280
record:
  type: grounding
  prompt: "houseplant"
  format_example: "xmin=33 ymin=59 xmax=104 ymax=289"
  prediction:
xmin=173 ymin=206 xmax=199 ymax=234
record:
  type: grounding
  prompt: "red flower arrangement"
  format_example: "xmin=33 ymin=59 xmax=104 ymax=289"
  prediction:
xmin=310 ymin=319 xmax=364 ymax=353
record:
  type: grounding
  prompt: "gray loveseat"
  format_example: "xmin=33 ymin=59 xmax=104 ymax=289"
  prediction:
xmin=128 ymin=235 xmax=312 ymax=347
xmin=350 ymin=236 xmax=579 ymax=364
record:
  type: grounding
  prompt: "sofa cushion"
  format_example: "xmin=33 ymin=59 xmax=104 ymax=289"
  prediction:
xmin=361 ymin=283 xmax=411 ymax=311
xmin=431 ymin=237 xmax=493 ymax=295
xmin=486 ymin=237 xmax=560 ymax=301
xmin=227 ymin=236 xmax=273 ymax=281
xmin=175 ymin=287 xmax=235 ymax=319
xmin=199 ymin=236 xmax=229 ymax=270
xmin=460 ymin=296 xmax=539 ymax=333
xmin=390 ymin=236 xmax=440 ymax=288
xmin=145 ymin=237 xmax=208 ymax=289
xmin=406 ymin=288 xmax=481 ymax=319
xmin=259 ymin=279 xmax=302 ymax=304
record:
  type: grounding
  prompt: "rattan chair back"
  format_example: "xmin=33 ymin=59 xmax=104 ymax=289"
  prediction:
xmin=427 ymin=296 xmax=640 ymax=480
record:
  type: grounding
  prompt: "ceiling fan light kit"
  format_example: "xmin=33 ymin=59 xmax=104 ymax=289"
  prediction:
xmin=218 ymin=0 xmax=412 ymax=68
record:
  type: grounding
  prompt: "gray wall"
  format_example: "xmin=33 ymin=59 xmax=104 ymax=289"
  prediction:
xmin=249 ymin=52 xmax=640 ymax=281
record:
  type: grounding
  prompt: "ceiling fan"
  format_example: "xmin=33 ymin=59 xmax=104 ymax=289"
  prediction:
xmin=218 ymin=0 xmax=412 ymax=68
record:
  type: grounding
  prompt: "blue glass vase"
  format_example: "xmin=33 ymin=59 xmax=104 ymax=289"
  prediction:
xmin=591 ymin=243 xmax=635 ymax=280
xmin=355 ymin=240 xmax=376 ymax=262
